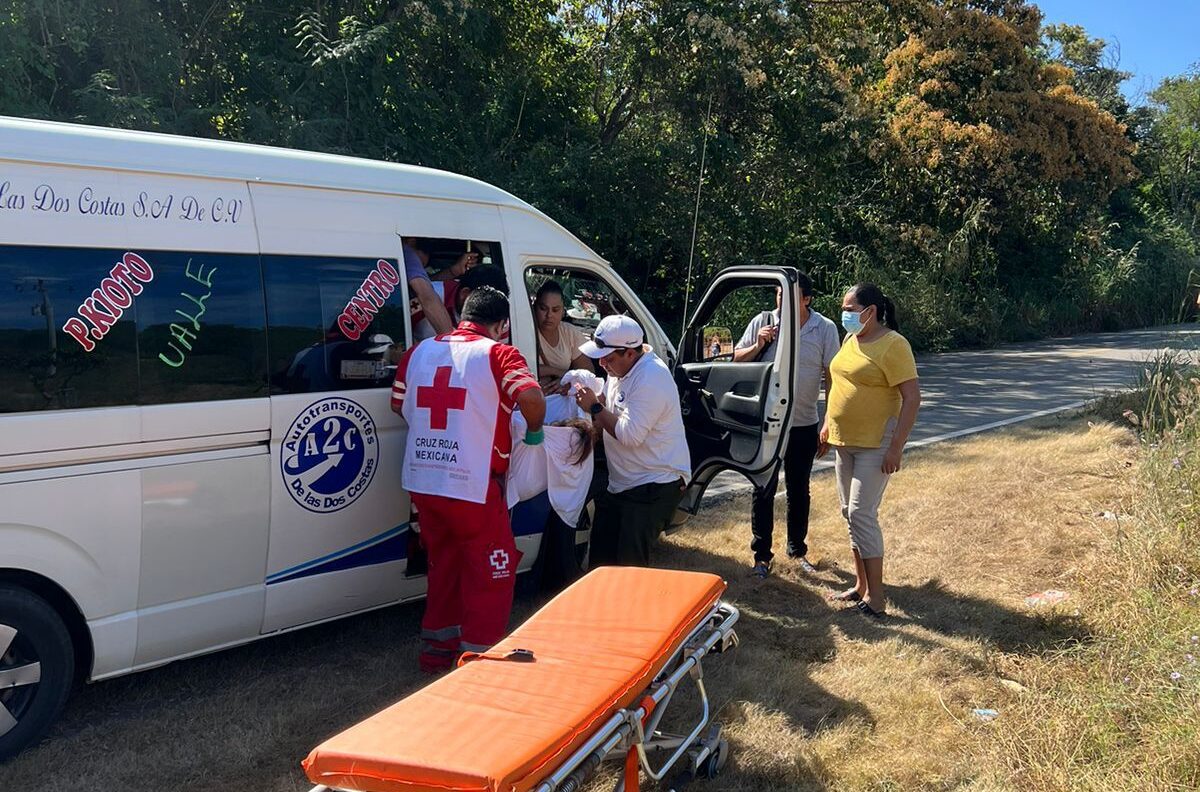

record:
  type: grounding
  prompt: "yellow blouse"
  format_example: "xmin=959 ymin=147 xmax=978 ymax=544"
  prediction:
xmin=826 ymin=331 xmax=917 ymax=448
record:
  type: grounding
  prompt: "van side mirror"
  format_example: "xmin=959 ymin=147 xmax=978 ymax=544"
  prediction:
xmin=701 ymin=326 xmax=732 ymax=361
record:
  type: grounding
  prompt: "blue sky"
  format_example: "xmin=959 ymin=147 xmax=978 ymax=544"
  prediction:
xmin=1033 ymin=0 xmax=1199 ymax=103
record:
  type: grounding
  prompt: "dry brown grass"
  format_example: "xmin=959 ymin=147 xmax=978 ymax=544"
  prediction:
xmin=975 ymin=383 xmax=1200 ymax=792
xmin=633 ymin=416 xmax=1138 ymax=792
xmin=0 ymin=416 xmax=1141 ymax=792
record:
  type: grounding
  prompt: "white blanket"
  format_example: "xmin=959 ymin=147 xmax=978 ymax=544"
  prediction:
xmin=506 ymin=370 xmax=600 ymax=526
xmin=542 ymin=369 xmax=605 ymax=424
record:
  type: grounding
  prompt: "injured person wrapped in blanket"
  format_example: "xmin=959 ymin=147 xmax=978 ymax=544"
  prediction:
xmin=506 ymin=369 xmax=602 ymax=527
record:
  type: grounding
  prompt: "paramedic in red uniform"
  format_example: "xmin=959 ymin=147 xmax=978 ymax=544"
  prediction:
xmin=391 ymin=286 xmax=545 ymax=672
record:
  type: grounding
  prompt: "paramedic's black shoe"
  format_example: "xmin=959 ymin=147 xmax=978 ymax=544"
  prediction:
xmin=749 ymin=560 xmax=771 ymax=579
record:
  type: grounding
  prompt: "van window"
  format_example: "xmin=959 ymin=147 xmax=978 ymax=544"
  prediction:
xmin=264 ymin=255 xmax=409 ymax=395
xmin=0 ymin=245 xmax=140 ymax=413
xmin=402 ymin=238 xmax=506 ymax=342
xmin=524 ymin=266 xmax=630 ymax=337
xmin=136 ymin=251 xmax=269 ymax=404
xmin=404 ymin=238 xmax=504 ymax=278
xmin=0 ymin=246 xmax=271 ymax=414
xmin=524 ymin=265 xmax=634 ymax=386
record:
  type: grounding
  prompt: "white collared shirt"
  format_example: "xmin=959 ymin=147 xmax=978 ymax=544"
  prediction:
xmin=602 ymin=351 xmax=692 ymax=493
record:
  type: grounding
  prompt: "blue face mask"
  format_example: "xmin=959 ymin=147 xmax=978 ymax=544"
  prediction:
xmin=841 ymin=309 xmax=866 ymax=335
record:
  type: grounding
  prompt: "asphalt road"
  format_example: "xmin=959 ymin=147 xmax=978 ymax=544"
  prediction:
xmin=703 ymin=322 xmax=1200 ymax=501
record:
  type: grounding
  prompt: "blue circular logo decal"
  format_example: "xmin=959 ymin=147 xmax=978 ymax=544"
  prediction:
xmin=282 ymin=397 xmax=379 ymax=513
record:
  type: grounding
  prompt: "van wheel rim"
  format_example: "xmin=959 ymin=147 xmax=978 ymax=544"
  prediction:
xmin=0 ymin=624 xmax=42 ymax=738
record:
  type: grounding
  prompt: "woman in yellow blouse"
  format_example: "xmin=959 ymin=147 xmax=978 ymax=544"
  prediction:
xmin=818 ymin=284 xmax=921 ymax=619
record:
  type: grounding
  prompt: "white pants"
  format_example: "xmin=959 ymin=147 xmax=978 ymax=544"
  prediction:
xmin=833 ymin=419 xmax=896 ymax=560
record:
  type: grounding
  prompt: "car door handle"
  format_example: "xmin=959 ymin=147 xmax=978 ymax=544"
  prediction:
xmin=718 ymin=392 xmax=761 ymax=419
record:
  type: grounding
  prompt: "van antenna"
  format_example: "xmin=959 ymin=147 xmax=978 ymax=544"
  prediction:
xmin=681 ymin=94 xmax=714 ymax=327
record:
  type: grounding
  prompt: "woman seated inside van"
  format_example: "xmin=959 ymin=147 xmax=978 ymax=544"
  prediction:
xmin=534 ymin=280 xmax=593 ymax=394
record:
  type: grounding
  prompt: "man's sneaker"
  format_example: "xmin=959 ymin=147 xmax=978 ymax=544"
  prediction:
xmin=750 ymin=560 xmax=771 ymax=579
xmin=796 ymin=556 xmax=818 ymax=575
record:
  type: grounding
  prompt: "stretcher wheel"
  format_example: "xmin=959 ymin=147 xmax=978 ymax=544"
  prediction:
xmin=701 ymin=739 xmax=729 ymax=779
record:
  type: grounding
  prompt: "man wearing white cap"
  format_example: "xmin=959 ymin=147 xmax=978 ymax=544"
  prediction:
xmin=574 ymin=315 xmax=691 ymax=566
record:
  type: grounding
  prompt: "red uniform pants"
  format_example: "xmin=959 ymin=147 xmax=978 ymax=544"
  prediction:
xmin=411 ymin=478 xmax=520 ymax=672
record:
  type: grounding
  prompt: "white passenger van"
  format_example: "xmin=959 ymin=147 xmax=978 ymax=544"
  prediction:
xmin=0 ymin=117 xmax=803 ymax=757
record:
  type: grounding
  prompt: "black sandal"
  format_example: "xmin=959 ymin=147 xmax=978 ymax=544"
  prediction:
xmin=828 ymin=589 xmax=862 ymax=603
xmin=855 ymin=600 xmax=887 ymax=619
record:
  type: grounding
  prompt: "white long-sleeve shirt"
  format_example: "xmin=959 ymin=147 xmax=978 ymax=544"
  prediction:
xmin=602 ymin=352 xmax=692 ymax=493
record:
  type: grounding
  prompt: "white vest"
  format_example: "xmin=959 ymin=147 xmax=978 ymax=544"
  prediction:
xmin=401 ymin=335 xmax=500 ymax=504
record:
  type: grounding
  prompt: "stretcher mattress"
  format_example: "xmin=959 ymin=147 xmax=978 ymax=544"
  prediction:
xmin=303 ymin=566 xmax=726 ymax=792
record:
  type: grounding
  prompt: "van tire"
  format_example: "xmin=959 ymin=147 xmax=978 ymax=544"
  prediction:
xmin=0 ymin=585 xmax=75 ymax=762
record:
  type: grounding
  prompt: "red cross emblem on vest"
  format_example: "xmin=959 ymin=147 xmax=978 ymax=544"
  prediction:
xmin=416 ymin=366 xmax=467 ymax=430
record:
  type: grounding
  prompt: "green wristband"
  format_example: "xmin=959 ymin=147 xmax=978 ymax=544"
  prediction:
xmin=524 ymin=428 xmax=544 ymax=446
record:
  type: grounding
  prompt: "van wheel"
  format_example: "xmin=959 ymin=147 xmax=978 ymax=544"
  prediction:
xmin=0 ymin=586 xmax=74 ymax=761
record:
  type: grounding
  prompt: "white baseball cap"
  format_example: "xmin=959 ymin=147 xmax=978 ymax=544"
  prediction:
xmin=364 ymin=333 xmax=394 ymax=354
xmin=579 ymin=315 xmax=652 ymax=359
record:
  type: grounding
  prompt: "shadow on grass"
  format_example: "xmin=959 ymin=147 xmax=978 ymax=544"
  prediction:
xmin=659 ymin=538 xmax=1089 ymax=726
xmin=815 ymin=565 xmax=1090 ymax=655
xmin=657 ymin=544 xmax=868 ymax=759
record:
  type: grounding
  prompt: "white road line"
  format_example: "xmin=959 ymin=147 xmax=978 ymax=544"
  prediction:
xmin=707 ymin=398 xmax=1094 ymax=498
xmin=904 ymin=400 xmax=1090 ymax=449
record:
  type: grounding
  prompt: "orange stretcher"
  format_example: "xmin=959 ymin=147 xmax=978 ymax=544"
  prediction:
xmin=302 ymin=566 xmax=740 ymax=792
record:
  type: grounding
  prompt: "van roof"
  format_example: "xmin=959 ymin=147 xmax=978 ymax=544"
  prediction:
xmin=0 ymin=115 xmax=533 ymax=210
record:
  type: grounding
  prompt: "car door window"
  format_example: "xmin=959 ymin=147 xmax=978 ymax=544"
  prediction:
xmin=675 ymin=269 xmax=799 ymax=510
xmin=680 ymin=283 xmax=781 ymax=456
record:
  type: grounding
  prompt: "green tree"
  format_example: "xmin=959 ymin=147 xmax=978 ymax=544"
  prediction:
xmin=1145 ymin=69 xmax=1200 ymax=234
xmin=1042 ymin=23 xmax=1131 ymax=120
xmin=0 ymin=0 xmax=1193 ymax=348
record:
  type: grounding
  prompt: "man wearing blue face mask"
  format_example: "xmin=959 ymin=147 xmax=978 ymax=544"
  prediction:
xmin=734 ymin=274 xmax=840 ymax=579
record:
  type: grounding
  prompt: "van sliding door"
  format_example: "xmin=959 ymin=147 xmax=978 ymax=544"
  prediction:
xmin=252 ymin=184 xmax=415 ymax=633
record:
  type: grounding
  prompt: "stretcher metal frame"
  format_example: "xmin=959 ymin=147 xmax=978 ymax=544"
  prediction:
xmin=535 ymin=600 xmax=740 ymax=792
xmin=308 ymin=600 xmax=740 ymax=792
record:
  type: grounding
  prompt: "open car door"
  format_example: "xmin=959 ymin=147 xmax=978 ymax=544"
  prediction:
xmin=675 ymin=266 xmax=801 ymax=513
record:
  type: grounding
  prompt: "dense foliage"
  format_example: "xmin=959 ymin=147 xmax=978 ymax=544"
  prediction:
xmin=2 ymin=0 xmax=1196 ymax=348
